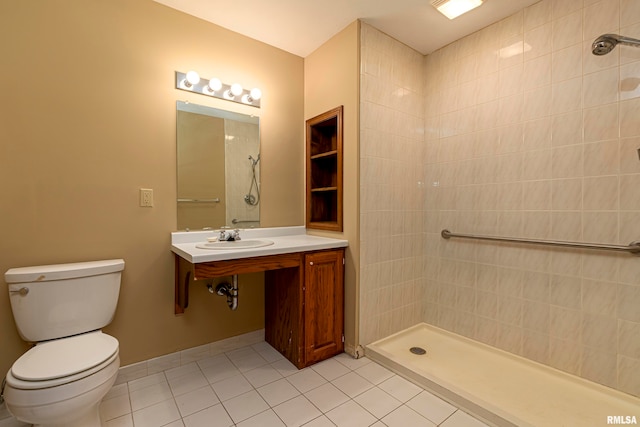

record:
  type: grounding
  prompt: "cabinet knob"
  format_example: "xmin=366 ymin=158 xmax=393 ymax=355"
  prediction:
xmin=309 ymin=261 xmax=314 ymax=266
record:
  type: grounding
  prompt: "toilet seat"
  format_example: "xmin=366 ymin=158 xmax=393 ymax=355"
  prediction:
xmin=8 ymin=331 xmax=119 ymax=390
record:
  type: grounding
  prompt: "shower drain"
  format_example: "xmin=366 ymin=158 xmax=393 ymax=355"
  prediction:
xmin=409 ymin=346 xmax=427 ymax=355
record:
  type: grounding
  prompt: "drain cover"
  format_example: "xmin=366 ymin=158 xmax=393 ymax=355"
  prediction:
xmin=409 ymin=346 xmax=426 ymax=355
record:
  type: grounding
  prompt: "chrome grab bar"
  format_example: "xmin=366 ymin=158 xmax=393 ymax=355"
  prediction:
xmin=231 ymin=218 xmax=259 ymax=224
xmin=441 ymin=229 xmax=640 ymax=256
xmin=177 ymin=198 xmax=220 ymax=203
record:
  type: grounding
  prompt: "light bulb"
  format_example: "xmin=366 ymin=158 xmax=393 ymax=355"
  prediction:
xmin=207 ymin=78 xmax=222 ymax=92
xmin=185 ymin=71 xmax=200 ymax=87
xmin=249 ymin=88 xmax=262 ymax=100
xmin=230 ymin=83 xmax=243 ymax=97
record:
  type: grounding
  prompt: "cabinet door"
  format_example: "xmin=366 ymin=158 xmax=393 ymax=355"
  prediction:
xmin=304 ymin=249 xmax=344 ymax=365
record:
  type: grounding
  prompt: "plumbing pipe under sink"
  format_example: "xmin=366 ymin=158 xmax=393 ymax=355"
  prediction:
xmin=208 ymin=275 xmax=238 ymax=311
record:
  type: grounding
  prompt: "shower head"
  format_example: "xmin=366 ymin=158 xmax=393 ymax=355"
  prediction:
xmin=592 ymin=33 xmax=640 ymax=55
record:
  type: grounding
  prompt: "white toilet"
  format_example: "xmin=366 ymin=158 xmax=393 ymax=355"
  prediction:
xmin=2 ymin=259 xmax=125 ymax=427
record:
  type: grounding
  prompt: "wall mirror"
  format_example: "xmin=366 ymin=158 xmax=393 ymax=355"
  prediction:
xmin=176 ymin=101 xmax=260 ymax=230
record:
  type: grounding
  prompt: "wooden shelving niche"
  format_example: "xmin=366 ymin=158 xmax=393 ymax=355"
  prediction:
xmin=306 ymin=106 xmax=343 ymax=231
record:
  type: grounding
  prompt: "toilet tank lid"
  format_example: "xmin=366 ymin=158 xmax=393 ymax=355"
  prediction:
xmin=5 ymin=259 xmax=125 ymax=284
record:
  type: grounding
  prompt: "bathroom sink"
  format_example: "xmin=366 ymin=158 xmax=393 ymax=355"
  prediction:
xmin=195 ymin=239 xmax=274 ymax=250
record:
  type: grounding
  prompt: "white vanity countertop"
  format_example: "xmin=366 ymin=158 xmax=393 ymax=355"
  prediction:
xmin=171 ymin=226 xmax=348 ymax=263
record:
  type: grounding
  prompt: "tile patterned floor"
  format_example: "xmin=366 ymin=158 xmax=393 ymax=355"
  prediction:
xmin=0 ymin=342 xmax=489 ymax=427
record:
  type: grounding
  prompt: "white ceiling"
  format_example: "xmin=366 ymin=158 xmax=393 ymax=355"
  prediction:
xmin=154 ymin=0 xmax=540 ymax=57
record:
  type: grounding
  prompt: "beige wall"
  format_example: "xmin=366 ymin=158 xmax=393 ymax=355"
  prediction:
xmin=304 ymin=21 xmax=361 ymax=354
xmin=0 ymin=0 xmax=304 ymax=376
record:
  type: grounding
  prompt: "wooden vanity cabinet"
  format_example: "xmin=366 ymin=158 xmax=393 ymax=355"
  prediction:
xmin=176 ymin=247 xmax=345 ymax=369
xmin=265 ymin=248 xmax=344 ymax=368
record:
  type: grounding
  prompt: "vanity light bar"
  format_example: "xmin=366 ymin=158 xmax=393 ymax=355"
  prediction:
xmin=175 ymin=71 xmax=261 ymax=108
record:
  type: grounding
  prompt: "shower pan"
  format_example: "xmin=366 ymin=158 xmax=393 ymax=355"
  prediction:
xmin=592 ymin=33 xmax=640 ymax=55
xmin=367 ymin=324 xmax=640 ymax=426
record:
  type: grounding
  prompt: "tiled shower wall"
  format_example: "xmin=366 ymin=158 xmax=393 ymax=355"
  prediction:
xmin=361 ymin=0 xmax=640 ymax=397
xmin=359 ymin=23 xmax=425 ymax=346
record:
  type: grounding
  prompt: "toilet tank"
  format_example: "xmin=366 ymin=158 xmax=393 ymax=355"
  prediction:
xmin=5 ymin=259 xmax=125 ymax=342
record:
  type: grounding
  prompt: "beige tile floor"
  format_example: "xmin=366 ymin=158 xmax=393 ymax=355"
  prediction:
xmin=0 ymin=342 xmax=489 ymax=427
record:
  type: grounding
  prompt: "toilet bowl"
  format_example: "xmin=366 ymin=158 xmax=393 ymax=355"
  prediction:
xmin=3 ymin=259 xmax=124 ymax=427
xmin=4 ymin=331 xmax=120 ymax=427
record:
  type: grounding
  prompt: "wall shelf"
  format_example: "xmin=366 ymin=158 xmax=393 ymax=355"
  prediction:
xmin=310 ymin=150 xmax=338 ymax=160
xmin=311 ymin=187 xmax=338 ymax=192
xmin=306 ymin=106 xmax=343 ymax=231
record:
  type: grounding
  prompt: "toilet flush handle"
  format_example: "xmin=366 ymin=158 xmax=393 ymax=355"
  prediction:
xmin=9 ymin=287 xmax=29 ymax=296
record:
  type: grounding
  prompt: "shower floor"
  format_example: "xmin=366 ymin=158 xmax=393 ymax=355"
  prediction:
xmin=366 ymin=323 xmax=640 ymax=427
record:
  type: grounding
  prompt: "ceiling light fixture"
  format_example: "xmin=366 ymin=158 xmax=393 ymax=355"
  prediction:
xmin=431 ymin=0 xmax=484 ymax=20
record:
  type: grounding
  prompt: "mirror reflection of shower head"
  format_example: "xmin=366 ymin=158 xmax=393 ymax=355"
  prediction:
xmin=592 ymin=33 xmax=640 ymax=55
xmin=245 ymin=153 xmax=260 ymax=206
xmin=248 ymin=154 xmax=260 ymax=167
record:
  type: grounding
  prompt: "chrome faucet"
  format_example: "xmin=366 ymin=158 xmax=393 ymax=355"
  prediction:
xmin=219 ymin=227 xmax=241 ymax=241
